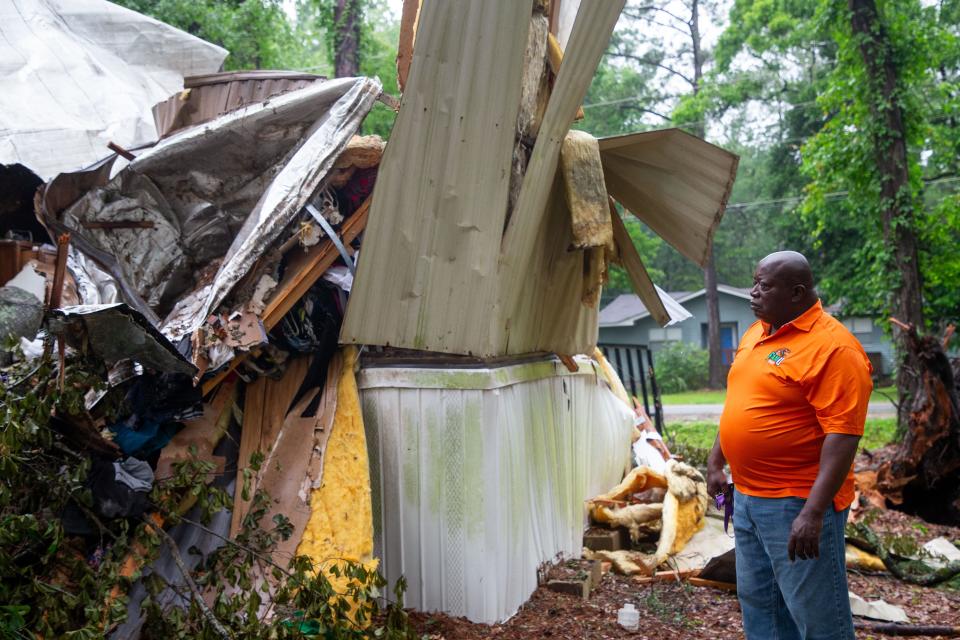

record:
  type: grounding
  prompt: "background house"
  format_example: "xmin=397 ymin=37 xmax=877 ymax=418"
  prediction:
xmin=824 ymin=303 xmax=895 ymax=377
xmin=599 ymin=286 xmax=894 ymax=397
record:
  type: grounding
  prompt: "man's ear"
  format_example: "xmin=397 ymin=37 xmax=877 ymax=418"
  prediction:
xmin=792 ymin=284 xmax=807 ymax=301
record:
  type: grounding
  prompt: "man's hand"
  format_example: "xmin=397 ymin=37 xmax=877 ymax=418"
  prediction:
xmin=787 ymin=433 xmax=861 ymax=561
xmin=788 ymin=507 xmax=823 ymax=561
xmin=706 ymin=435 xmax=728 ymax=498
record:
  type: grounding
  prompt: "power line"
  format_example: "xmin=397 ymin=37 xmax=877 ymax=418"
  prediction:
xmin=724 ymin=175 xmax=960 ymax=211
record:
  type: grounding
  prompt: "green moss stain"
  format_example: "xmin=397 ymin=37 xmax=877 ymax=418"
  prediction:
xmin=462 ymin=398 xmax=485 ymax=539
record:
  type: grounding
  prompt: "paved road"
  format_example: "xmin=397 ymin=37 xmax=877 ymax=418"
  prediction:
xmin=662 ymin=401 xmax=896 ymax=420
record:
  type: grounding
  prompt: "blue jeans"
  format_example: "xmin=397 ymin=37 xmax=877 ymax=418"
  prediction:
xmin=733 ymin=489 xmax=854 ymax=640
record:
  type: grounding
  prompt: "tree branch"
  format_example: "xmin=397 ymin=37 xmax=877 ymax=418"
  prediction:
xmin=146 ymin=519 xmax=233 ymax=640
xmin=608 ymin=50 xmax=695 ymax=87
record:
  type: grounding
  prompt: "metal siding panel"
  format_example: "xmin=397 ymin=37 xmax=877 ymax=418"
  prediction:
xmin=360 ymin=359 xmax=634 ymax=623
xmin=499 ymin=1 xmax=626 ymax=353
xmin=341 ymin=0 xmax=532 ymax=355
xmin=599 ymin=128 xmax=739 ymax=267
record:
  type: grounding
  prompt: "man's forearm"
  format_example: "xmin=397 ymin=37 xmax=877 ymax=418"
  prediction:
xmin=708 ymin=434 xmax=725 ymax=468
xmin=803 ymin=433 xmax=861 ymax=515
xmin=706 ymin=434 xmax=728 ymax=496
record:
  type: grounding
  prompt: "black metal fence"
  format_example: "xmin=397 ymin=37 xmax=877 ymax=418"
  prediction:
xmin=598 ymin=343 xmax=664 ymax=434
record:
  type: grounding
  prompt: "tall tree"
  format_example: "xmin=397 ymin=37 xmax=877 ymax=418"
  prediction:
xmin=847 ymin=0 xmax=923 ymax=425
xmin=799 ymin=0 xmax=960 ymax=427
xmin=331 ymin=0 xmax=362 ymax=77
xmin=608 ymin=0 xmax=726 ymax=387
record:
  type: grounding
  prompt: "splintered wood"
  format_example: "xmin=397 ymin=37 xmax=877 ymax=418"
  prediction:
xmin=155 ymin=379 xmax=238 ymax=480
xmin=231 ymin=356 xmax=311 ymax=536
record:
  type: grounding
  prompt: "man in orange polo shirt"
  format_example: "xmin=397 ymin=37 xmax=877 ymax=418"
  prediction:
xmin=707 ymin=251 xmax=872 ymax=640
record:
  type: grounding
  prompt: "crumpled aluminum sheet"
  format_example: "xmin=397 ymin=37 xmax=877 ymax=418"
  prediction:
xmin=49 ymin=304 xmax=196 ymax=376
xmin=54 ymin=77 xmax=380 ymax=341
xmin=67 ymin=248 xmax=120 ymax=307
xmin=162 ymin=76 xmax=381 ymax=341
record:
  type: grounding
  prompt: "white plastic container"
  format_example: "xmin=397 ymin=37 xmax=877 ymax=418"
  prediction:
xmin=617 ymin=602 xmax=639 ymax=631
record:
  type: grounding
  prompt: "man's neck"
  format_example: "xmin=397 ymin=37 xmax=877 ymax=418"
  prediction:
xmin=766 ymin=298 xmax=818 ymax=335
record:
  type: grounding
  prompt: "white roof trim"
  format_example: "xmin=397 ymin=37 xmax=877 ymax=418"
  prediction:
xmin=600 ymin=284 xmax=751 ymax=327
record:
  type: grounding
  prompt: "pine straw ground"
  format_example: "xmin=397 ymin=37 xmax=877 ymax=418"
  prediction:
xmin=408 ymin=509 xmax=960 ymax=639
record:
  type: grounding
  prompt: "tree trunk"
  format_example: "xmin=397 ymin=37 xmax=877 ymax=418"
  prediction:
xmin=333 ymin=0 xmax=361 ymax=78
xmin=688 ymin=0 xmax=724 ymax=388
xmin=848 ymin=0 xmax=925 ymax=430
xmin=875 ymin=324 xmax=960 ymax=524
xmin=704 ymin=252 xmax=724 ymax=388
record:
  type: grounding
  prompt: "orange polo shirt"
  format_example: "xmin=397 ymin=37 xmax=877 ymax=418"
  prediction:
xmin=719 ymin=301 xmax=873 ymax=511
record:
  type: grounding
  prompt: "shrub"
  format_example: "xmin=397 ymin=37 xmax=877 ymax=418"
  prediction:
xmin=652 ymin=341 xmax=709 ymax=394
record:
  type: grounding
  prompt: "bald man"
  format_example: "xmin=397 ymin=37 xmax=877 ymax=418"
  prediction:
xmin=707 ymin=251 xmax=873 ymax=640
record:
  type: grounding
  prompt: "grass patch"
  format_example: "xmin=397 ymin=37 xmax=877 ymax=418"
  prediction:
xmin=664 ymin=417 xmax=899 ymax=465
xmin=660 ymin=390 xmax=727 ymax=405
xmin=660 ymin=385 xmax=899 ymax=406
xmin=862 ymin=417 xmax=897 ymax=450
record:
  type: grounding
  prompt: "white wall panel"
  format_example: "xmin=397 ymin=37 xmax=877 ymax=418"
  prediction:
xmin=359 ymin=357 xmax=633 ymax=623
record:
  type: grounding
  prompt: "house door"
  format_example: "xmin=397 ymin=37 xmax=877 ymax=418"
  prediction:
xmin=701 ymin=322 xmax=738 ymax=365
xmin=720 ymin=324 xmax=737 ymax=364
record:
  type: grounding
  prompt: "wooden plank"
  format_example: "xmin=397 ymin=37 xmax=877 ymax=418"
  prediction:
xmin=256 ymin=388 xmax=322 ymax=564
xmin=155 ymin=378 xmax=238 ymax=480
xmin=200 ymin=199 xmax=370 ymax=396
xmin=632 ymin=569 xmax=700 ymax=584
xmin=259 ymin=356 xmax=312 ymax=452
xmin=262 ymin=197 xmax=370 ymax=329
xmin=230 ymin=355 xmax=312 ymax=537
xmin=396 ymin=0 xmax=421 ymax=92
xmin=231 ymin=375 xmax=267 ymax=537
xmin=609 ymin=197 xmax=670 ymax=326
xmin=687 ymin=577 xmax=736 ymax=592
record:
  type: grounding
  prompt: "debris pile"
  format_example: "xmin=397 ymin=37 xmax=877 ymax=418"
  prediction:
xmin=1 ymin=67 xmax=393 ymax=636
xmin=584 ymin=460 xmax=709 ymax=575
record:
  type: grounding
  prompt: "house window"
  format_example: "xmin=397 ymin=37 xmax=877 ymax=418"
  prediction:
xmin=649 ymin=328 xmax=682 ymax=342
xmin=852 ymin=318 xmax=873 ymax=334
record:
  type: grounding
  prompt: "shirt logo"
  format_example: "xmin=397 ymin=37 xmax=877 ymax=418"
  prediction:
xmin=766 ymin=348 xmax=790 ymax=366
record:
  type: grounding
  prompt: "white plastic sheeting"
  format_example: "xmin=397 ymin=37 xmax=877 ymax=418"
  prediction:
xmin=0 ymin=0 xmax=226 ymax=180
xmin=359 ymin=356 xmax=634 ymax=623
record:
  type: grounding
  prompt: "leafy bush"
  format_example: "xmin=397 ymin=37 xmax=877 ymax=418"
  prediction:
xmin=651 ymin=342 xmax=709 ymax=394
xmin=0 ymin=352 xmax=416 ymax=639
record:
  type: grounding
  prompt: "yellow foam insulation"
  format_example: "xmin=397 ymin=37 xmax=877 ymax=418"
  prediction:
xmin=584 ymin=549 xmax=653 ymax=576
xmin=593 ymin=347 xmax=631 ymax=408
xmin=596 ymin=503 xmax=663 ymax=542
xmin=654 ymin=460 xmax=708 ymax=566
xmin=296 ymin=346 xmax=377 ymax=614
xmin=846 ymin=544 xmax=886 ymax=572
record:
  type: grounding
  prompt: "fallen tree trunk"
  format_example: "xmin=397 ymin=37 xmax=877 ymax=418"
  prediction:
xmin=847 ymin=522 xmax=960 ymax=586
xmin=878 ymin=321 xmax=960 ymax=524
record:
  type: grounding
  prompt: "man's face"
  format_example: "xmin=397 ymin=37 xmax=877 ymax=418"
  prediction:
xmin=750 ymin=262 xmax=796 ymax=326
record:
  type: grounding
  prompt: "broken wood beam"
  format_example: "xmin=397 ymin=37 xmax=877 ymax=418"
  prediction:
xmin=262 ymin=195 xmax=371 ymax=329
xmin=107 ymin=141 xmax=136 ymax=161
xmin=200 ymin=197 xmax=370 ymax=396
xmin=687 ymin=577 xmax=736 ymax=592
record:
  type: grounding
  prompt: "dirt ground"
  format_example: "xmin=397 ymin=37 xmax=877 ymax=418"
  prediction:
xmin=408 ymin=509 xmax=960 ymax=639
